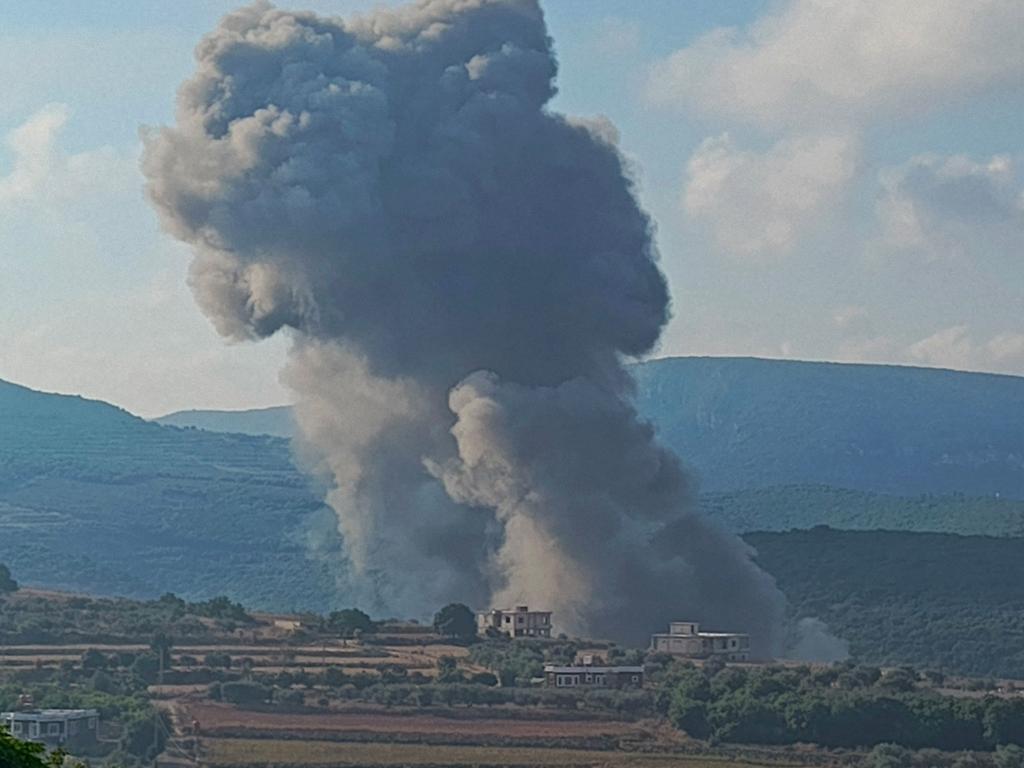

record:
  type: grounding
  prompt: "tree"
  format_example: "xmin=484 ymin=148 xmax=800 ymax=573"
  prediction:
xmin=0 ymin=728 xmax=83 ymax=768
xmin=436 ymin=655 xmax=461 ymax=684
xmin=150 ymin=631 xmax=174 ymax=681
xmin=433 ymin=603 xmax=477 ymax=641
xmin=326 ymin=608 xmax=373 ymax=637
xmin=0 ymin=563 xmax=18 ymax=594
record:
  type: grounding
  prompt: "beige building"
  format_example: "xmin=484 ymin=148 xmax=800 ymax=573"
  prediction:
xmin=477 ymin=605 xmax=552 ymax=638
xmin=651 ymin=621 xmax=750 ymax=661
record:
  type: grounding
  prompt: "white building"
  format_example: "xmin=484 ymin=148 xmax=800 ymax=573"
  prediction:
xmin=651 ymin=621 xmax=751 ymax=661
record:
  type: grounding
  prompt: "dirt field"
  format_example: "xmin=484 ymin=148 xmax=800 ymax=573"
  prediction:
xmin=203 ymin=738 xmax=799 ymax=768
xmin=187 ymin=703 xmax=644 ymax=740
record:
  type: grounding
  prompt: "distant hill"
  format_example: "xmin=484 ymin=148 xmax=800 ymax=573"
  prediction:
xmin=748 ymin=527 xmax=1024 ymax=678
xmin=704 ymin=485 xmax=1024 ymax=536
xmin=157 ymin=405 xmax=294 ymax=438
xmin=633 ymin=357 xmax=1024 ymax=498
xmin=159 ymin=356 xmax=1024 ymax=499
xmin=0 ymin=379 xmax=345 ymax=612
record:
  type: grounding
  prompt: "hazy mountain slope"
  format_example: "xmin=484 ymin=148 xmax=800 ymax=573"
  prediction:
xmin=156 ymin=405 xmax=294 ymax=438
xmin=633 ymin=357 xmax=1024 ymax=498
xmin=0 ymin=379 xmax=343 ymax=611
xmin=748 ymin=527 xmax=1024 ymax=678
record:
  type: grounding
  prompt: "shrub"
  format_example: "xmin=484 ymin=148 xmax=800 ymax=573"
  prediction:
xmin=221 ymin=681 xmax=271 ymax=705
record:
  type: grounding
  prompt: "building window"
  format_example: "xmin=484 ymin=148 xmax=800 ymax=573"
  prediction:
xmin=48 ymin=723 xmax=61 ymax=736
xmin=29 ymin=723 xmax=39 ymax=738
xmin=88 ymin=718 xmax=97 ymax=730
xmin=12 ymin=722 xmax=22 ymax=734
xmin=631 ymin=675 xmax=640 ymax=683
xmin=585 ymin=674 xmax=592 ymax=683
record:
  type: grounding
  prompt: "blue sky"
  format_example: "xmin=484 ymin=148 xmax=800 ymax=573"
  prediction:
xmin=1 ymin=0 xmax=1022 ymax=416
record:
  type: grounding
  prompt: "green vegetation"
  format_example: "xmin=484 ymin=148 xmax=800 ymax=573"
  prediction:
xmin=0 ymin=563 xmax=17 ymax=594
xmin=325 ymin=608 xmax=374 ymax=637
xmin=747 ymin=528 xmax=1024 ymax=678
xmin=433 ymin=603 xmax=477 ymax=642
xmin=705 ymin=486 xmax=1024 ymax=536
xmin=0 ymin=588 xmax=251 ymax=644
xmin=659 ymin=662 xmax=1024 ymax=751
xmin=0 ymin=728 xmax=84 ymax=768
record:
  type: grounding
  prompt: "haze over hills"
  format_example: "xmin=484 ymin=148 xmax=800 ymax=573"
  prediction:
xmin=158 ymin=356 xmax=1024 ymax=499
xmin=157 ymin=405 xmax=295 ymax=439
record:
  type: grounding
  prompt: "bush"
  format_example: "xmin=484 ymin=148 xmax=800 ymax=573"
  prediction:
xmin=221 ymin=681 xmax=271 ymax=705
xmin=204 ymin=652 xmax=232 ymax=669
xmin=866 ymin=744 xmax=913 ymax=768
xmin=0 ymin=564 xmax=18 ymax=595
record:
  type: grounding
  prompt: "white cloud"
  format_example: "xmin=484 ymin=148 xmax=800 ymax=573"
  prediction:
xmin=683 ymin=132 xmax=858 ymax=258
xmin=878 ymin=153 xmax=1023 ymax=260
xmin=0 ymin=103 xmax=133 ymax=205
xmin=648 ymin=0 xmax=1024 ymax=128
xmin=833 ymin=305 xmax=871 ymax=332
xmin=0 ymin=265 xmax=293 ymax=418
xmin=909 ymin=325 xmax=1024 ymax=373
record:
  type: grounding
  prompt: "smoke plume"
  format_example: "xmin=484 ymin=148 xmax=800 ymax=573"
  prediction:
xmin=143 ymin=0 xmax=785 ymax=651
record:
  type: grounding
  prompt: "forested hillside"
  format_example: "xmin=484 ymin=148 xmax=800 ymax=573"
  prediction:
xmin=0 ymin=379 xmax=344 ymax=611
xmin=747 ymin=527 xmax=1024 ymax=678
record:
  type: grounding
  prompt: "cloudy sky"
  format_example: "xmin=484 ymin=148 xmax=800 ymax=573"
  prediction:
xmin=1 ymin=0 xmax=1022 ymax=417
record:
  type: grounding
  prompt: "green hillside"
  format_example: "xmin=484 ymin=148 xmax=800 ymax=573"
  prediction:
xmin=0 ymin=379 xmax=345 ymax=612
xmin=747 ymin=527 xmax=1024 ymax=678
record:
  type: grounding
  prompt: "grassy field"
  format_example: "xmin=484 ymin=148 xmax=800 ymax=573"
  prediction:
xmin=203 ymin=738 xmax=807 ymax=768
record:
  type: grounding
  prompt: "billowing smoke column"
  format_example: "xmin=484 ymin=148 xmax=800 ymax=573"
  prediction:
xmin=143 ymin=0 xmax=786 ymax=651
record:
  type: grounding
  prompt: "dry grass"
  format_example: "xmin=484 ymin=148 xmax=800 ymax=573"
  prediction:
xmin=203 ymin=738 xmax=798 ymax=768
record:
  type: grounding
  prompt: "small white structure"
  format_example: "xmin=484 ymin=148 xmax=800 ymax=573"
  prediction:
xmin=651 ymin=621 xmax=751 ymax=661
xmin=1 ymin=709 xmax=100 ymax=749
xmin=477 ymin=605 xmax=552 ymax=638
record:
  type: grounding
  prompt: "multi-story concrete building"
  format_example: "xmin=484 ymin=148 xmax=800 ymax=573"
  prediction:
xmin=544 ymin=655 xmax=644 ymax=689
xmin=476 ymin=605 xmax=552 ymax=638
xmin=1 ymin=709 xmax=100 ymax=751
xmin=651 ymin=621 xmax=751 ymax=661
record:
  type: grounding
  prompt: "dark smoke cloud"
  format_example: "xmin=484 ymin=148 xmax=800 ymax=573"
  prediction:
xmin=143 ymin=0 xmax=786 ymax=651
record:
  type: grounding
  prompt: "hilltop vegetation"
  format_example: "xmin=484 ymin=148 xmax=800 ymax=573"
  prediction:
xmin=749 ymin=528 xmax=1024 ymax=678
xmin=704 ymin=486 xmax=1024 ymax=535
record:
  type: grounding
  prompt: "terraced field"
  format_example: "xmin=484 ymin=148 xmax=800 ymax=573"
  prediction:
xmin=203 ymin=738 xmax=803 ymax=768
